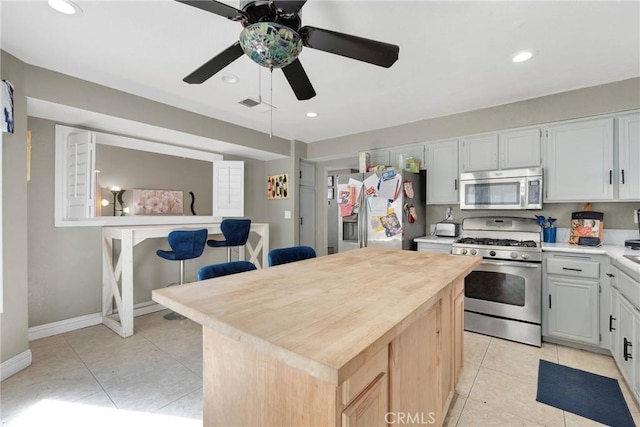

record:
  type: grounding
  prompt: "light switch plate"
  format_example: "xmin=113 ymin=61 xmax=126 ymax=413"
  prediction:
xmin=284 ymin=210 xmax=291 ymax=219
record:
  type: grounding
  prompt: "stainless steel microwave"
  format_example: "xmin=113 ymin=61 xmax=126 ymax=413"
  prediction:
xmin=459 ymin=167 xmax=543 ymax=210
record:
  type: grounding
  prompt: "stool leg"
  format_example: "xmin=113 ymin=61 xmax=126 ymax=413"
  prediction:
xmin=164 ymin=260 xmax=187 ymax=321
xmin=179 ymin=259 xmax=185 ymax=285
xmin=227 ymin=247 xmax=231 ymax=262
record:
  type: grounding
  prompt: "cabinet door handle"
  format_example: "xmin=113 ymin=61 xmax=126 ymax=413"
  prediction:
xmin=454 ymin=179 xmax=458 ymax=191
xmin=610 ymin=170 xmax=613 ymax=185
xmin=562 ymin=267 xmax=583 ymax=272
xmin=622 ymin=169 xmax=625 ymax=184
xmin=548 ymin=294 xmax=552 ymax=309
xmin=609 ymin=315 xmax=616 ymax=332
xmin=624 ymin=337 xmax=633 ymax=361
xmin=607 ymin=273 xmax=616 ymax=278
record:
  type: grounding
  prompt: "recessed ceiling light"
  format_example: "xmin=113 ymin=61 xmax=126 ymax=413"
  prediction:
xmin=48 ymin=0 xmax=82 ymax=15
xmin=306 ymin=112 xmax=318 ymax=118
xmin=512 ymin=50 xmax=535 ymax=63
xmin=221 ymin=74 xmax=239 ymax=84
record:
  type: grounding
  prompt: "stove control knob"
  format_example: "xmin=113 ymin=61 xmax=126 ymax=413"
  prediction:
xmin=489 ymin=251 xmax=496 ymax=257
xmin=521 ymin=253 xmax=530 ymax=260
xmin=461 ymin=249 xmax=468 ymax=255
xmin=511 ymin=252 xmax=518 ymax=259
xmin=470 ymin=249 xmax=477 ymax=256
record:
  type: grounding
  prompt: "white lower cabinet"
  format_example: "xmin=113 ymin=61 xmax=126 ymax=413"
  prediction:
xmin=609 ymin=265 xmax=640 ymax=402
xmin=543 ymin=254 xmax=604 ymax=346
xmin=416 ymin=240 xmax=453 ymax=254
xmin=547 ymin=275 xmax=600 ymax=345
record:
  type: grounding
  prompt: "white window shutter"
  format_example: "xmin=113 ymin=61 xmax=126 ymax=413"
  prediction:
xmin=213 ymin=160 xmax=244 ymax=217
xmin=65 ymin=131 xmax=96 ymax=219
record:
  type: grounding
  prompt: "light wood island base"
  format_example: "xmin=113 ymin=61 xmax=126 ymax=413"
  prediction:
xmin=152 ymin=247 xmax=480 ymax=426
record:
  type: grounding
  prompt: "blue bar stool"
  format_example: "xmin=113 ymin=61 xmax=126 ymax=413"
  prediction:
xmin=198 ymin=261 xmax=257 ymax=281
xmin=207 ymin=219 xmax=252 ymax=262
xmin=156 ymin=228 xmax=208 ymax=320
xmin=267 ymin=245 xmax=316 ymax=267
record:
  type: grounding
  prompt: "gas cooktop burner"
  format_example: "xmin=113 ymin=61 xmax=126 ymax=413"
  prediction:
xmin=455 ymin=237 xmax=537 ymax=248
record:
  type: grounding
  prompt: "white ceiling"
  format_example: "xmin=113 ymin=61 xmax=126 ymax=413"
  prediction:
xmin=2 ymin=0 xmax=639 ymax=146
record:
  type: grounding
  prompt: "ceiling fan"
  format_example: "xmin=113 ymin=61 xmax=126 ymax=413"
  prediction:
xmin=177 ymin=0 xmax=400 ymax=100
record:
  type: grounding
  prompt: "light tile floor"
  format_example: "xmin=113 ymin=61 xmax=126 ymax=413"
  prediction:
xmin=448 ymin=332 xmax=640 ymax=427
xmin=1 ymin=311 xmax=639 ymax=426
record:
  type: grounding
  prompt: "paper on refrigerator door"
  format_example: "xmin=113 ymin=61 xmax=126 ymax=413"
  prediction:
xmin=363 ymin=174 xmax=379 ymax=196
xmin=368 ymin=196 xmax=388 ymax=216
xmin=378 ymin=176 xmax=400 ymax=201
xmin=348 ymin=178 xmax=363 ymax=205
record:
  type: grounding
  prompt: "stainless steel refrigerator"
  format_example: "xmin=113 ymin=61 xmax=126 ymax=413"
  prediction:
xmin=337 ymin=169 xmax=425 ymax=252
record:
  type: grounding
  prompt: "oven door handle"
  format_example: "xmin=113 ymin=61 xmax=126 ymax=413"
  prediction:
xmin=481 ymin=260 xmax=541 ymax=268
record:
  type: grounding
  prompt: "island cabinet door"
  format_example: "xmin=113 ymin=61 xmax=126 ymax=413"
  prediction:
xmin=389 ymin=297 xmax=444 ymax=426
xmin=341 ymin=373 xmax=388 ymax=427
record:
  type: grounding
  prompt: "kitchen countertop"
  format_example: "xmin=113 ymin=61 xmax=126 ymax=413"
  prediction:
xmin=152 ymin=247 xmax=480 ymax=384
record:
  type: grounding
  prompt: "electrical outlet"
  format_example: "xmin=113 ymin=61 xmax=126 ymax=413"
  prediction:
xmin=635 ymin=209 xmax=639 ymax=224
xmin=445 ymin=207 xmax=453 ymax=221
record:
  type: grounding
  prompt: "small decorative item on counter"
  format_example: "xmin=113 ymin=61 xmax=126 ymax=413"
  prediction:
xmin=570 ymin=203 xmax=604 ymax=246
xmin=536 ymin=215 xmax=557 ymax=243
xmin=543 ymin=217 xmax=557 ymax=243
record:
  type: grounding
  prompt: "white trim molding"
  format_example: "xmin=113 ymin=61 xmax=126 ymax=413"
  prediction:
xmin=0 ymin=349 xmax=32 ymax=381
xmin=27 ymin=301 xmax=167 ymax=341
xmin=28 ymin=312 xmax=102 ymax=341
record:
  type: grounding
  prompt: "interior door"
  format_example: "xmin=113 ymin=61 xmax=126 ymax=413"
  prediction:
xmin=299 ymin=160 xmax=316 ymax=249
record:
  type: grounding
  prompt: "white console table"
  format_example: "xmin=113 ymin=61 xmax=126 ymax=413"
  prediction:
xmin=101 ymin=223 xmax=269 ymax=338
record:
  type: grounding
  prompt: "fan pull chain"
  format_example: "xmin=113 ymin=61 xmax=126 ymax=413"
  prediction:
xmin=270 ymin=67 xmax=273 ymax=138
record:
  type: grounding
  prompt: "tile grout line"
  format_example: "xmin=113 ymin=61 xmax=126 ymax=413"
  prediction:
xmin=62 ymin=331 xmax=119 ymax=409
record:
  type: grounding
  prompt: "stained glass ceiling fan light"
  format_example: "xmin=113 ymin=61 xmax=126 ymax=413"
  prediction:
xmin=239 ymin=22 xmax=303 ymax=69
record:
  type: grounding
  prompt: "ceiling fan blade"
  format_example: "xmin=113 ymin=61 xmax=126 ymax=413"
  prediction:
xmin=282 ymin=59 xmax=316 ymax=100
xmin=183 ymin=42 xmax=244 ymax=84
xmin=273 ymin=0 xmax=307 ymax=17
xmin=299 ymin=26 xmax=399 ymax=68
xmin=176 ymin=0 xmax=245 ymax=21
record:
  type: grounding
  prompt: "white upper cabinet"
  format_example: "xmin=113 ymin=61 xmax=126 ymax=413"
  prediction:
xmin=460 ymin=133 xmax=498 ymax=172
xmin=617 ymin=112 xmax=640 ymax=201
xmin=369 ymin=149 xmax=390 ymax=167
xmin=425 ymin=139 xmax=459 ymax=205
xmin=544 ymin=117 xmax=614 ymax=202
xmin=499 ymin=128 xmax=541 ymax=169
xmin=460 ymin=129 xmax=541 ymax=172
xmin=389 ymin=144 xmax=425 ymax=170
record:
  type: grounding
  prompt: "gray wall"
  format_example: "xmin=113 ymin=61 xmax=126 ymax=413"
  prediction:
xmin=1 ymin=52 xmax=29 ymax=363
xmin=307 ymin=78 xmax=640 ymax=160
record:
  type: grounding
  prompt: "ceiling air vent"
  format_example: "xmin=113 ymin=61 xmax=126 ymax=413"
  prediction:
xmin=238 ymin=97 xmax=275 ymax=113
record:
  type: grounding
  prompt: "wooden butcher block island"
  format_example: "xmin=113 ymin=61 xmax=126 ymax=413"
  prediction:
xmin=152 ymin=247 xmax=480 ymax=426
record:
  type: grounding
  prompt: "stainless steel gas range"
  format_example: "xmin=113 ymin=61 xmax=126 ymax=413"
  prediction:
xmin=452 ymin=217 xmax=543 ymax=347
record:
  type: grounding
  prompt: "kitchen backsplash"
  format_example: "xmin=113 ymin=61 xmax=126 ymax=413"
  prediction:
xmin=427 ymin=202 xmax=640 ymax=231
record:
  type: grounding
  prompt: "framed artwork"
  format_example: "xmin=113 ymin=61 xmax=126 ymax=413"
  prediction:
xmin=327 ymin=175 xmax=334 ymax=187
xmin=327 ymin=188 xmax=334 ymax=200
xmin=133 ymin=189 xmax=183 ymax=214
xmin=267 ymin=173 xmax=289 ymax=199
xmin=2 ymin=80 xmax=14 ymax=133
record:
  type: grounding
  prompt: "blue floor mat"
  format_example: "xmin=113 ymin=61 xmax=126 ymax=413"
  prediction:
xmin=536 ymin=359 xmax=635 ymax=427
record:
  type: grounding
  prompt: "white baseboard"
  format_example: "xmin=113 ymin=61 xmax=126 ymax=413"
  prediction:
xmin=1 ymin=349 xmax=32 ymax=381
xmin=28 ymin=312 xmax=103 ymax=341
xmin=27 ymin=301 xmax=166 ymax=341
